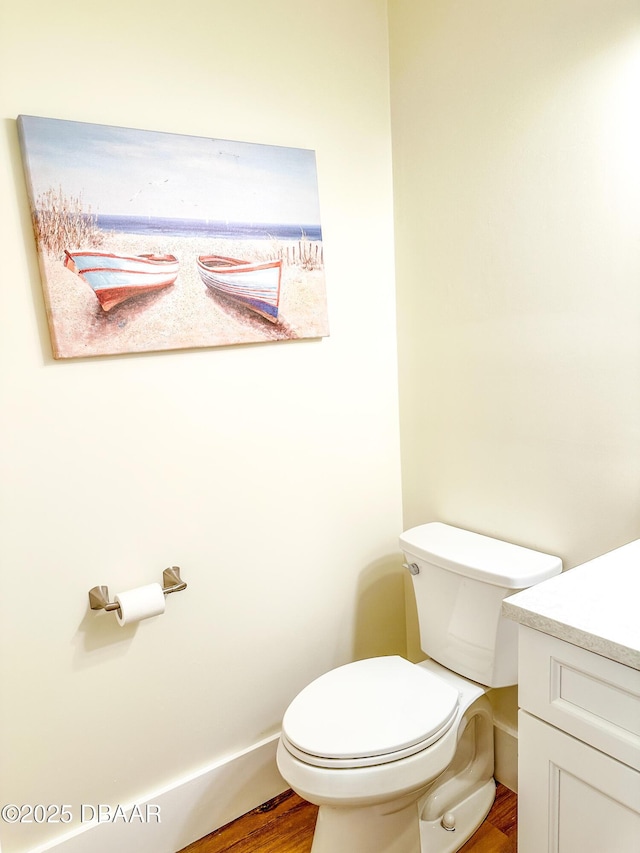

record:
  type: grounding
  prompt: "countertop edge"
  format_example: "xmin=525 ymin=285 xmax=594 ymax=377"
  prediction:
xmin=502 ymin=599 xmax=640 ymax=671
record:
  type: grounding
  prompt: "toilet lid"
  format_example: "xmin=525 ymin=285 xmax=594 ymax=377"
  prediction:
xmin=282 ymin=656 xmax=459 ymax=767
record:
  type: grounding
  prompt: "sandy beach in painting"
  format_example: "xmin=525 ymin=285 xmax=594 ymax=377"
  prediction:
xmin=39 ymin=232 xmax=328 ymax=358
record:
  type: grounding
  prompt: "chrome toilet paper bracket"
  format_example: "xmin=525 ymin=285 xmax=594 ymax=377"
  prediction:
xmin=88 ymin=566 xmax=187 ymax=613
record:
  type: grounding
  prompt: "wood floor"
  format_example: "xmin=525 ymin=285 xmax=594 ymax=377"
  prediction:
xmin=179 ymin=783 xmax=517 ymax=853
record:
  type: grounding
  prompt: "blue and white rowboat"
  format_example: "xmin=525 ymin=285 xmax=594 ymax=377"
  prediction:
xmin=64 ymin=250 xmax=179 ymax=311
xmin=197 ymin=255 xmax=282 ymax=323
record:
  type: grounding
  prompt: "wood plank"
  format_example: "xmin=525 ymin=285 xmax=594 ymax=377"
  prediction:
xmin=459 ymin=820 xmax=515 ymax=853
xmin=177 ymin=790 xmax=317 ymax=853
xmin=488 ymin=781 xmax=518 ymax=844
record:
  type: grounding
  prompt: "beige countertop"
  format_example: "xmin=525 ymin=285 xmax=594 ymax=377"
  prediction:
xmin=503 ymin=539 xmax=640 ymax=670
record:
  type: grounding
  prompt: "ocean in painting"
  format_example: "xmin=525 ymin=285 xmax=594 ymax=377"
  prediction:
xmin=96 ymin=214 xmax=322 ymax=242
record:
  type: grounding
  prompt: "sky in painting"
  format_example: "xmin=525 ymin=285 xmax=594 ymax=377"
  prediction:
xmin=18 ymin=116 xmax=322 ymax=226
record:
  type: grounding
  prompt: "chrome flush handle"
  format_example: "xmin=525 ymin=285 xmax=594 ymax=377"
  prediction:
xmin=403 ymin=562 xmax=420 ymax=576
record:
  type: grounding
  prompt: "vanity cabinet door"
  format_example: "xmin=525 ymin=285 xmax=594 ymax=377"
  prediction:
xmin=518 ymin=711 xmax=640 ymax=853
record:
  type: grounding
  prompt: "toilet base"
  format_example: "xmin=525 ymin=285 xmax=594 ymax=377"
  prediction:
xmin=419 ymin=778 xmax=496 ymax=853
xmin=311 ymin=793 xmax=422 ymax=853
xmin=307 ymin=778 xmax=496 ymax=853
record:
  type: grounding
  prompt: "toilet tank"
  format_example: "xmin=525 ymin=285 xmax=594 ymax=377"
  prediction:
xmin=400 ymin=522 xmax=562 ymax=688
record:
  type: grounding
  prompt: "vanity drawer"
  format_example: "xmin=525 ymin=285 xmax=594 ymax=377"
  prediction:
xmin=518 ymin=625 xmax=640 ymax=771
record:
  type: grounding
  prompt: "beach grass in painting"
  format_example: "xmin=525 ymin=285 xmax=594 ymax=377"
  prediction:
xmin=17 ymin=116 xmax=329 ymax=358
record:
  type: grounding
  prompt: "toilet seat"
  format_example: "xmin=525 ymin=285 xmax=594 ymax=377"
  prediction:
xmin=281 ymin=656 xmax=459 ymax=769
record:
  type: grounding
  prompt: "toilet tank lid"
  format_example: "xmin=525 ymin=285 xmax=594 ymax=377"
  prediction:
xmin=400 ymin=522 xmax=562 ymax=588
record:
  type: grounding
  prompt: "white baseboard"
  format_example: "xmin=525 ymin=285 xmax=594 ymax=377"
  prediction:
xmin=493 ymin=721 xmax=518 ymax=793
xmin=30 ymin=733 xmax=286 ymax=853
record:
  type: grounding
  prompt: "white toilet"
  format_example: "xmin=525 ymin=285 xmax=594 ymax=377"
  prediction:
xmin=277 ymin=522 xmax=562 ymax=853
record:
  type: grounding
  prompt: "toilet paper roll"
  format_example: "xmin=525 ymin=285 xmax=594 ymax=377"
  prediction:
xmin=114 ymin=583 xmax=165 ymax=626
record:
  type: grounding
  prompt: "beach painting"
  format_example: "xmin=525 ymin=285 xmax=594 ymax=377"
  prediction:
xmin=17 ymin=115 xmax=329 ymax=358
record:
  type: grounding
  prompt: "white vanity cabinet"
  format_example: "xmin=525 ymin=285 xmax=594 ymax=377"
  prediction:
xmin=502 ymin=539 xmax=640 ymax=853
xmin=516 ymin=625 xmax=640 ymax=853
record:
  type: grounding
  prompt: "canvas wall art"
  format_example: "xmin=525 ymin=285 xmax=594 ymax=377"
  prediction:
xmin=17 ymin=115 xmax=329 ymax=358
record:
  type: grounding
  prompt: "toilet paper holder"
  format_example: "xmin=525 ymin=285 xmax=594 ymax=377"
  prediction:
xmin=88 ymin=567 xmax=187 ymax=614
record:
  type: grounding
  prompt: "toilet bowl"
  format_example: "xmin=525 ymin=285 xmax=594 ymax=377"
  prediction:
xmin=277 ymin=656 xmax=495 ymax=853
xmin=277 ymin=523 xmax=562 ymax=853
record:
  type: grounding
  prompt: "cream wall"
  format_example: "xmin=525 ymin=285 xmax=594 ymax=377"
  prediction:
xmin=0 ymin=2 xmax=404 ymax=851
xmin=390 ymin=0 xmax=640 ymax=747
xmin=390 ymin=0 xmax=640 ymax=578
